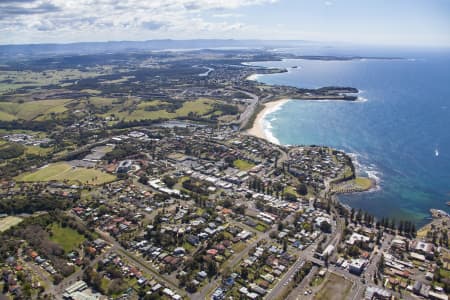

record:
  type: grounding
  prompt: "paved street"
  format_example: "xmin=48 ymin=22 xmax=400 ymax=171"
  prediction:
xmin=194 ymin=222 xmax=278 ymax=299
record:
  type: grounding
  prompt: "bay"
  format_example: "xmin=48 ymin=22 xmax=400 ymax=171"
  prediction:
xmin=251 ymin=50 xmax=450 ymax=226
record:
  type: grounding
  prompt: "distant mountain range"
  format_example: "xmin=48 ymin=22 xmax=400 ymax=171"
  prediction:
xmin=0 ymin=39 xmax=312 ymax=59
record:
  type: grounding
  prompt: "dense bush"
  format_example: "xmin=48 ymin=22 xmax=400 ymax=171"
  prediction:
xmin=0 ymin=143 xmax=25 ymax=159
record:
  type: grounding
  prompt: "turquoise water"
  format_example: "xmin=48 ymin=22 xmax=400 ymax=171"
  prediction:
xmin=251 ymin=52 xmax=450 ymax=225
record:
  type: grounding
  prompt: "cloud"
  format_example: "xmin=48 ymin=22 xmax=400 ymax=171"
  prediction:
xmin=1 ymin=0 xmax=279 ymax=43
xmin=212 ymin=13 xmax=244 ymax=18
xmin=142 ymin=21 xmax=166 ymax=31
xmin=324 ymin=1 xmax=333 ymax=6
xmin=0 ymin=0 xmax=38 ymax=3
xmin=0 ymin=1 xmax=60 ymax=18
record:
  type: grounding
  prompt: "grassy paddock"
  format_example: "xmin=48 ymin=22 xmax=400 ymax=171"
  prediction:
xmin=25 ymin=146 xmax=53 ymax=156
xmin=0 ymin=99 xmax=70 ymax=121
xmin=16 ymin=162 xmax=116 ymax=185
xmin=233 ymin=159 xmax=255 ymax=171
xmin=113 ymin=98 xmax=220 ymax=121
xmin=49 ymin=223 xmax=86 ymax=253
xmin=353 ymin=177 xmax=374 ymax=190
xmin=255 ymin=223 xmax=268 ymax=232
xmin=0 ymin=69 xmax=105 ymax=94
xmin=313 ymin=273 xmax=353 ymax=300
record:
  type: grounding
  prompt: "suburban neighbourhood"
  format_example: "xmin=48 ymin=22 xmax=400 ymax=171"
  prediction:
xmin=0 ymin=48 xmax=448 ymax=300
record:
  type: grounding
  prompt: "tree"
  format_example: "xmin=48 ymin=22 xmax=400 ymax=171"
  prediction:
xmin=434 ymin=267 xmax=442 ymax=283
xmin=108 ymin=278 xmax=126 ymax=295
xmin=162 ymin=175 xmax=177 ymax=188
xmin=296 ymin=183 xmax=308 ymax=196
xmin=411 ymin=223 xmax=417 ymax=237
xmin=348 ymin=245 xmax=360 ymax=257
xmin=255 ymin=200 xmax=265 ymax=211
xmin=389 ymin=218 xmax=396 ymax=230
xmin=22 ymin=283 xmax=32 ymax=299
xmin=269 ymin=231 xmax=278 ymax=239
xmin=378 ymin=254 xmax=385 ymax=273
xmin=178 ymin=274 xmax=189 ymax=287
xmin=106 ymin=265 xmax=122 ymax=279
xmin=207 ymin=261 xmax=218 ymax=277
xmin=138 ymin=175 xmax=149 ymax=185
xmin=284 ymin=192 xmax=297 ymax=202
xmin=83 ymin=266 xmax=93 ymax=283
xmin=53 ymin=274 xmax=63 ymax=285
xmin=186 ymin=281 xmax=198 ymax=293
xmin=320 ymin=221 xmax=332 ymax=233
xmin=356 ymin=209 xmax=362 ymax=223
xmin=241 ymin=268 xmax=248 ymax=280
xmin=222 ymin=267 xmax=231 ymax=279
xmin=234 ymin=205 xmax=246 ymax=215
xmin=222 ymin=199 xmax=233 ymax=208
xmin=316 ymin=243 xmax=323 ymax=254
xmin=398 ymin=220 xmax=404 ymax=234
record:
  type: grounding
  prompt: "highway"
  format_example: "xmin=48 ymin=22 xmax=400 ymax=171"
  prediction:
xmin=234 ymin=89 xmax=259 ymax=130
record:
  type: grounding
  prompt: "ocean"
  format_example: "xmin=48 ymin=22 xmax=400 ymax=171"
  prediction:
xmin=250 ymin=48 xmax=450 ymax=226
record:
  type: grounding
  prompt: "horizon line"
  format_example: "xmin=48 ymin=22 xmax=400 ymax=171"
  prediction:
xmin=1 ymin=39 xmax=450 ymax=49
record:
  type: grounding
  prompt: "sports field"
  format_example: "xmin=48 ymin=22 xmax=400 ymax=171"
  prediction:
xmin=0 ymin=216 xmax=23 ymax=232
xmin=16 ymin=162 xmax=116 ymax=185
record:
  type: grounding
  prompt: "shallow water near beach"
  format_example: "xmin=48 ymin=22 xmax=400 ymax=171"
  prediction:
xmin=250 ymin=49 xmax=450 ymax=226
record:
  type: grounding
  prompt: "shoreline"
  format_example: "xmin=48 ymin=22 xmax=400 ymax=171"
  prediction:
xmin=245 ymin=99 xmax=290 ymax=144
xmin=245 ymin=98 xmax=379 ymax=194
xmin=242 ymin=57 xmax=444 ymax=227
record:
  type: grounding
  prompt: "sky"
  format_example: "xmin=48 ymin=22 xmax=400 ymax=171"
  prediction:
xmin=1 ymin=0 xmax=450 ymax=46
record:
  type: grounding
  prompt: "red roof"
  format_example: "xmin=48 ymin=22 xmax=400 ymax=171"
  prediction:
xmin=207 ymin=249 xmax=218 ymax=256
xmin=222 ymin=208 xmax=232 ymax=215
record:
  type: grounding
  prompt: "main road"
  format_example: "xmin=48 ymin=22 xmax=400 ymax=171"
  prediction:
xmin=267 ymin=213 xmax=344 ymax=300
xmin=233 ymin=88 xmax=259 ymax=130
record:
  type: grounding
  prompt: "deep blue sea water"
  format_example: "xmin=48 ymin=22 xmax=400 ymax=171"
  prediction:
xmin=250 ymin=49 xmax=450 ymax=225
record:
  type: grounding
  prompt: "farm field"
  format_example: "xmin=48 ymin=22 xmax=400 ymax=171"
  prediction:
xmin=112 ymin=98 xmax=219 ymax=121
xmin=15 ymin=162 xmax=116 ymax=185
xmin=0 ymin=69 xmax=107 ymax=94
xmin=0 ymin=99 xmax=70 ymax=121
xmin=0 ymin=95 xmax=234 ymax=124
xmin=24 ymin=145 xmax=53 ymax=156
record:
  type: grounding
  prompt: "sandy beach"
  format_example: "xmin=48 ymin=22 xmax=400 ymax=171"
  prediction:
xmin=245 ymin=74 xmax=260 ymax=81
xmin=246 ymin=99 xmax=290 ymax=144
